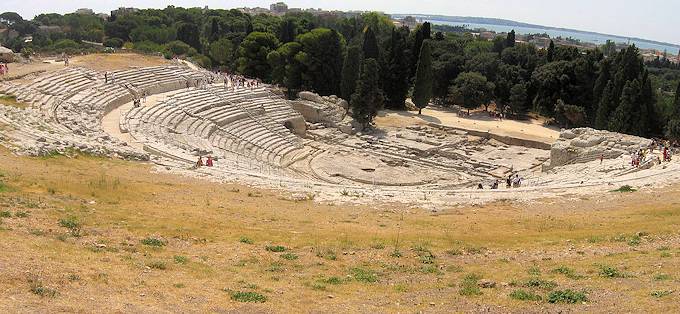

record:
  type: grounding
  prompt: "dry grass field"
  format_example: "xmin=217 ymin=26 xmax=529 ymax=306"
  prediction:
xmin=0 ymin=146 xmax=678 ymax=312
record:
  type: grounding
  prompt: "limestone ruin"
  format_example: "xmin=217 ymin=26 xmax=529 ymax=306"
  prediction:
xmin=1 ymin=63 xmax=678 ymax=205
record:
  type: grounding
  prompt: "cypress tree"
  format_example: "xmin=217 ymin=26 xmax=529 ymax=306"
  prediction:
xmin=383 ymin=27 xmax=410 ymax=109
xmin=209 ymin=18 xmax=219 ymax=42
xmin=362 ymin=27 xmax=379 ymax=60
xmin=595 ymin=81 xmax=616 ymax=129
xmin=506 ymin=30 xmax=516 ymax=48
xmin=547 ymin=40 xmax=555 ymax=62
xmin=672 ymin=81 xmax=680 ymax=118
xmin=412 ymin=40 xmax=433 ymax=115
xmin=341 ymin=46 xmax=362 ymax=101
xmin=411 ymin=22 xmax=431 ymax=79
xmin=593 ymin=59 xmax=611 ymax=109
xmin=351 ymin=58 xmax=384 ymax=128
xmin=608 ymin=80 xmax=640 ymax=134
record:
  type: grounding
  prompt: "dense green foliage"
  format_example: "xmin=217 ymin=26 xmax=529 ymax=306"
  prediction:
xmin=351 ymin=58 xmax=383 ymax=127
xmin=1 ymin=8 xmax=678 ymax=136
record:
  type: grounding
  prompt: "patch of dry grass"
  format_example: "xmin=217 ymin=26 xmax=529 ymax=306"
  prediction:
xmin=0 ymin=146 xmax=679 ymax=312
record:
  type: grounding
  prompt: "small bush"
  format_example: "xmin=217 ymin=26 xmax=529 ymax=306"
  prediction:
xmin=173 ymin=255 xmax=188 ymax=264
xmin=15 ymin=211 xmax=29 ymax=218
xmin=321 ymin=277 xmax=344 ymax=285
xmin=141 ymin=237 xmax=166 ymax=247
xmin=316 ymin=249 xmax=337 ymax=261
xmin=265 ymin=245 xmax=286 ymax=252
xmin=548 ymin=289 xmax=587 ymax=303
xmin=280 ymin=253 xmax=298 ymax=260
xmin=509 ymin=289 xmax=542 ymax=301
xmin=552 ymin=266 xmax=583 ymax=279
xmin=239 ymin=236 xmax=254 ymax=244
xmin=599 ymin=265 xmax=625 ymax=278
xmin=230 ymin=291 xmax=267 ymax=303
xmin=611 ymin=185 xmax=636 ymax=193
xmin=650 ymin=290 xmax=673 ymax=298
xmin=350 ymin=267 xmax=378 ymax=283
xmin=58 ymin=216 xmax=82 ymax=236
xmin=527 ymin=266 xmax=541 ymax=276
xmin=522 ymin=278 xmax=558 ymax=290
xmin=266 ymin=262 xmax=284 ymax=272
xmin=459 ymin=273 xmax=482 ymax=296
xmin=147 ymin=261 xmax=167 ymax=270
xmin=0 ymin=210 xmax=11 ymax=218
xmin=29 ymin=279 xmax=58 ymax=298
xmin=370 ymin=242 xmax=385 ymax=249
xmin=653 ymin=274 xmax=671 ymax=281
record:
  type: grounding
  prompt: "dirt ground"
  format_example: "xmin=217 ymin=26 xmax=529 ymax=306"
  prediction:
xmin=376 ymin=108 xmax=560 ymax=144
xmin=0 ymin=53 xmax=170 ymax=83
xmin=0 ymin=147 xmax=678 ymax=313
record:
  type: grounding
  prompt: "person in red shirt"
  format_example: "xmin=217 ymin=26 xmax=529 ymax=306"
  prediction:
xmin=206 ymin=156 xmax=214 ymax=167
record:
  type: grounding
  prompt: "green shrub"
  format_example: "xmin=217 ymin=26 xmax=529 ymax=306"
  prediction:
xmin=58 ymin=216 xmax=82 ymax=235
xmin=104 ymin=38 xmax=124 ymax=48
xmin=29 ymin=279 xmax=58 ymax=298
xmin=147 ymin=261 xmax=167 ymax=270
xmin=265 ymin=245 xmax=286 ymax=252
xmin=653 ymin=274 xmax=671 ymax=281
xmin=552 ymin=266 xmax=583 ymax=279
xmin=522 ymin=278 xmax=558 ymax=290
xmin=650 ymin=290 xmax=673 ymax=298
xmin=230 ymin=291 xmax=267 ymax=303
xmin=459 ymin=273 xmax=482 ymax=296
xmin=173 ymin=255 xmax=188 ymax=264
xmin=15 ymin=211 xmax=29 ymax=218
xmin=239 ymin=236 xmax=254 ymax=244
xmin=350 ymin=267 xmax=378 ymax=283
xmin=548 ymin=289 xmax=587 ymax=303
xmin=141 ymin=237 xmax=166 ymax=247
xmin=599 ymin=265 xmax=625 ymax=278
xmin=321 ymin=276 xmax=344 ymax=285
xmin=509 ymin=289 xmax=542 ymax=301
xmin=280 ymin=253 xmax=298 ymax=260
xmin=611 ymin=185 xmax=636 ymax=193
xmin=0 ymin=210 xmax=11 ymax=218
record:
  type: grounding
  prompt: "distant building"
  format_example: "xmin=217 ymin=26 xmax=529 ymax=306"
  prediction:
xmin=75 ymin=8 xmax=94 ymax=15
xmin=479 ymin=31 xmax=496 ymax=40
xmin=111 ymin=7 xmax=139 ymax=20
xmin=270 ymin=2 xmax=288 ymax=15
xmin=37 ymin=25 xmax=62 ymax=33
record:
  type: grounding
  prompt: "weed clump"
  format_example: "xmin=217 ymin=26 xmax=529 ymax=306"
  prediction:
xmin=265 ymin=245 xmax=286 ymax=252
xmin=58 ymin=216 xmax=82 ymax=236
xmin=230 ymin=291 xmax=267 ymax=303
xmin=147 ymin=261 xmax=167 ymax=270
xmin=28 ymin=278 xmax=58 ymax=298
xmin=459 ymin=273 xmax=482 ymax=296
xmin=599 ymin=265 xmax=625 ymax=278
xmin=611 ymin=185 xmax=636 ymax=193
xmin=141 ymin=237 xmax=166 ymax=247
xmin=350 ymin=267 xmax=378 ymax=283
xmin=239 ymin=236 xmax=254 ymax=244
xmin=173 ymin=255 xmax=188 ymax=264
xmin=280 ymin=253 xmax=298 ymax=260
xmin=509 ymin=289 xmax=542 ymax=301
xmin=548 ymin=289 xmax=587 ymax=303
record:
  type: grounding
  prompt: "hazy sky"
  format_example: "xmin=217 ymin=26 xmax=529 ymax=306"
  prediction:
xmin=3 ymin=0 xmax=679 ymax=45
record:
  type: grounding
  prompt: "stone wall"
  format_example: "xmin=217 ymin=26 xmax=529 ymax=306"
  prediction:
xmin=547 ymin=128 xmax=652 ymax=169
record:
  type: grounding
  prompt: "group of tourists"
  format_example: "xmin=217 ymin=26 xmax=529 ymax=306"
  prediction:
xmin=477 ymin=173 xmax=523 ymax=190
xmin=196 ymin=156 xmax=214 ymax=168
xmin=0 ymin=63 xmax=8 ymax=76
xmin=222 ymin=73 xmax=261 ymax=91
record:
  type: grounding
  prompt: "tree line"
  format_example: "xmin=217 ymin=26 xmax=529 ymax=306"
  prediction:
xmin=1 ymin=8 xmax=679 ymax=139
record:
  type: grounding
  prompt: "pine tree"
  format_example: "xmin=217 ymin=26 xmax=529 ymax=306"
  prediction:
xmin=383 ymin=27 xmax=410 ymax=109
xmin=362 ymin=27 xmax=379 ymax=60
xmin=595 ymin=81 xmax=616 ymax=129
xmin=608 ymin=80 xmax=640 ymax=134
xmin=351 ymin=58 xmax=384 ymax=128
xmin=412 ymin=40 xmax=433 ymax=114
xmin=508 ymin=83 xmax=528 ymax=115
xmin=547 ymin=40 xmax=555 ymax=62
xmin=506 ymin=30 xmax=516 ymax=48
xmin=341 ymin=46 xmax=361 ymax=101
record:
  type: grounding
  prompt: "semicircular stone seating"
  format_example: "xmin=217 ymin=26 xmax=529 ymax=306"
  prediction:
xmin=124 ymin=83 xmax=307 ymax=167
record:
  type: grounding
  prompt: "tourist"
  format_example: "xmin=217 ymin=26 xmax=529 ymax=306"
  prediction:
xmin=506 ymin=175 xmax=512 ymax=188
xmin=206 ymin=156 xmax=214 ymax=167
xmin=104 ymin=72 xmax=108 ymax=83
xmin=196 ymin=156 xmax=204 ymax=167
xmin=491 ymin=180 xmax=499 ymax=189
xmin=477 ymin=183 xmax=483 ymax=189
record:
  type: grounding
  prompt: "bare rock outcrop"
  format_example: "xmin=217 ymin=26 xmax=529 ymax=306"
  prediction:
xmin=290 ymin=91 xmax=360 ymax=134
xmin=548 ymin=128 xmax=652 ymax=168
